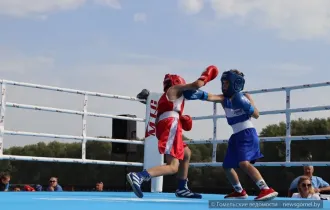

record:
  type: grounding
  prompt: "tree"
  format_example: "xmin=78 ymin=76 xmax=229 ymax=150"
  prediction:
xmin=260 ymin=117 xmax=330 ymax=162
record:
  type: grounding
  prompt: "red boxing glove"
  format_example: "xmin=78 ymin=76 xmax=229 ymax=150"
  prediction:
xmin=180 ymin=115 xmax=192 ymax=131
xmin=198 ymin=65 xmax=219 ymax=86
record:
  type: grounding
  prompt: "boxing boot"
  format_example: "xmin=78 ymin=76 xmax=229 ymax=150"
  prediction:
xmin=175 ymin=179 xmax=202 ymax=199
xmin=126 ymin=170 xmax=151 ymax=198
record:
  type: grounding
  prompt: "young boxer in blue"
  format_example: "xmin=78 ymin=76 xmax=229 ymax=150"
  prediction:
xmin=183 ymin=69 xmax=278 ymax=201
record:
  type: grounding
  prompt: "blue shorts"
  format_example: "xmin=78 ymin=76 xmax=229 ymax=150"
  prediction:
xmin=223 ymin=128 xmax=264 ymax=169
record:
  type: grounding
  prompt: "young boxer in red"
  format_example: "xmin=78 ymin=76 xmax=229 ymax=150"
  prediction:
xmin=127 ymin=65 xmax=219 ymax=199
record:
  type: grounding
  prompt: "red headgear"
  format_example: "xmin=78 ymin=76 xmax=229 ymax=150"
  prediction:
xmin=163 ymin=74 xmax=186 ymax=92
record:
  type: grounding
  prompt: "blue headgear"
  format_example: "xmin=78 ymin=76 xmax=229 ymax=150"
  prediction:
xmin=221 ymin=70 xmax=245 ymax=97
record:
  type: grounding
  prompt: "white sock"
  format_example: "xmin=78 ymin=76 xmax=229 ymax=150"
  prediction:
xmin=256 ymin=179 xmax=269 ymax=190
xmin=233 ymin=183 xmax=243 ymax=193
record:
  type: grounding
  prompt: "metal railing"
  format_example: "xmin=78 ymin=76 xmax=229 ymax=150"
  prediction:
xmin=187 ymin=81 xmax=330 ymax=167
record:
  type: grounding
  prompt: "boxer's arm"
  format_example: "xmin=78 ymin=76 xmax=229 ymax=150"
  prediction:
xmin=168 ymin=65 xmax=219 ymax=100
xmin=172 ymin=65 xmax=219 ymax=92
xmin=243 ymin=93 xmax=259 ymax=119
xmin=183 ymin=90 xmax=225 ymax=103
xmin=173 ymin=79 xmax=205 ymax=91
xmin=167 ymin=80 xmax=205 ymax=100
xmin=206 ymin=93 xmax=225 ymax=103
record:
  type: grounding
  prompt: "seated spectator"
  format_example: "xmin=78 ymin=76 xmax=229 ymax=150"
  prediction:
xmin=47 ymin=177 xmax=63 ymax=191
xmin=0 ymin=172 xmax=10 ymax=191
xmin=24 ymin=185 xmax=36 ymax=191
xmin=94 ymin=181 xmax=103 ymax=191
xmin=288 ymin=166 xmax=330 ymax=197
xmin=291 ymin=176 xmax=320 ymax=199
xmin=35 ymin=184 xmax=43 ymax=191
xmin=13 ymin=187 xmax=20 ymax=191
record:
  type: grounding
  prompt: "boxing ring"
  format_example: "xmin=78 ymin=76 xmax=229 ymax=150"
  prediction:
xmin=0 ymin=79 xmax=330 ymax=210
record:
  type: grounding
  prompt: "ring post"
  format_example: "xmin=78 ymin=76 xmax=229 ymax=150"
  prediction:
xmin=81 ymin=94 xmax=88 ymax=161
xmin=0 ymin=81 xmax=6 ymax=156
xmin=285 ymin=89 xmax=291 ymax=164
xmin=212 ymin=102 xmax=217 ymax=162
xmin=143 ymin=92 xmax=163 ymax=192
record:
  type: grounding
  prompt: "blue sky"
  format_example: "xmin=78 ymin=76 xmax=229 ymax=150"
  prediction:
xmin=0 ymin=0 xmax=329 ymax=149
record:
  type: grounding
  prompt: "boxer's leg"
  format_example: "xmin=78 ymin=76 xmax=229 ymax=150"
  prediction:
xmin=223 ymin=134 xmax=248 ymax=199
xmin=177 ymin=146 xmax=190 ymax=180
xmin=224 ymin=168 xmax=240 ymax=189
xmin=147 ymin=155 xmax=180 ymax=177
xmin=236 ymin=128 xmax=278 ymax=201
xmin=175 ymin=146 xmax=202 ymax=199
xmin=127 ymin=117 xmax=181 ymax=198
xmin=127 ymin=154 xmax=180 ymax=198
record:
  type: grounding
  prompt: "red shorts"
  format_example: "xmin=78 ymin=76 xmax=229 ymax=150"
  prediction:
xmin=156 ymin=117 xmax=187 ymax=160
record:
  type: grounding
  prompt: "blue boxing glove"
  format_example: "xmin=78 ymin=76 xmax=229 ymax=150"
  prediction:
xmin=231 ymin=92 xmax=254 ymax=116
xmin=183 ymin=89 xmax=208 ymax=100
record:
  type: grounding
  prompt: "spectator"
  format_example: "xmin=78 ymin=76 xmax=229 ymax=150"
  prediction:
xmin=288 ymin=166 xmax=330 ymax=197
xmin=24 ymin=185 xmax=36 ymax=192
xmin=47 ymin=177 xmax=63 ymax=191
xmin=95 ymin=181 xmax=103 ymax=191
xmin=291 ymin=176 xmax=320 ymax=199
xmin=0 ymin=172 xmax=10 ymax=191
xmin=13 ymin=187 xmax=20 ymax=191
xmin=35 ymin=184 xmax=43 ymax=191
